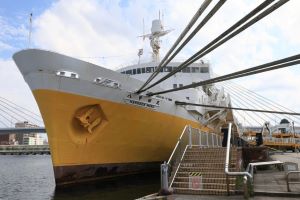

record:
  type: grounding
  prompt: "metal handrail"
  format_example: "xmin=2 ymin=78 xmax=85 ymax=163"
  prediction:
xmin=169 ymin=145 xmax=189 ymax=187
xmin=224 ymin=122 xmax=252 ymax=198
xmin=167 ymin=125 xmax=189 ymax=164
xmin=246 ymin=160 xmax=283 ymax=179
xmin=165 ymin=125 xmax=222 ymax=189
xmin=286 ymin=171 xmax=300 ymax=192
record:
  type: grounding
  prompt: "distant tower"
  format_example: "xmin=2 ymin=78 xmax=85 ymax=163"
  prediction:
xmin=139 ymin=19 xmax=172 ymax=62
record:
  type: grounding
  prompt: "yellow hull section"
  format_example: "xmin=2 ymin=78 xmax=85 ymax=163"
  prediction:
xmin=33 ymin=89 xmax=207 ymax=167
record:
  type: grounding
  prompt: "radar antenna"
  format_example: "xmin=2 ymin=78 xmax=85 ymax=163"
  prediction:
xmin=139 ymin=17 xmax=173 ymax=62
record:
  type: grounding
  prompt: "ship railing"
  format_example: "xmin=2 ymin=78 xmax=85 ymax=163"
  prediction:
xmin=242 ymin=137 xmax=300 ymax=146
xmin=224 ymin=123 xmax=253 ymax=198
xmin=286 ymin=171 xmax=300 ymax=192
xmin=160 ymin=125 xmax=222 ymax=192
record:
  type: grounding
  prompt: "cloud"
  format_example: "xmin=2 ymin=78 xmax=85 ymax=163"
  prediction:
xmin=0 ymin=41 xmax=14 ymax=51
xmin=0 ymin=59 xmax=41 ymax=117
xmin=1 ymin=0 xmax=300 ymax=127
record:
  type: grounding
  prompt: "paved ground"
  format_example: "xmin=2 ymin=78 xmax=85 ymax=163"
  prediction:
xmin=139 ymin=153 xmax=300 ymax=199
xmin=271 ymin=152 xmax=300 ymax=167
xmin=167 ymin=194 xmax=300 ymax=199
xmin=251 ymin=152 xmax=300 ymax=195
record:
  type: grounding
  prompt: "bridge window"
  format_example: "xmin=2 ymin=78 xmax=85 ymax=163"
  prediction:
xmin=200 ymin=67 xmax=209 ymax=73
xmin=166 ymin=67 xmax=172 ymax=72
xmin=173 ymin=84 xmax=177 ymax=89
xmin=192 ymin=67 xmax=200 ymax=73
xmin=122 ymin=66 xmax=205 ymax=75
xmin=146 ymin=67 xmax=154 ymax=73
xmin=179 ymin=84 xmax=183 ymax=88
xmin=182 ymin=67 xmax=190 ymax=73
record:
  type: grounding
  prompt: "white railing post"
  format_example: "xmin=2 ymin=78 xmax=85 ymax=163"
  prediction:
xmin=188 ymin=125 xmax=192 ymax=148
xmin=199 ymin=129 xmax=202 ymax=147
xmin=212 ymin=133 xmax=215 ymax=147
xmin=206 ymin=132 xmax=209 ymax=147
xmin=216 ymin=135 xmax=219 ymax=147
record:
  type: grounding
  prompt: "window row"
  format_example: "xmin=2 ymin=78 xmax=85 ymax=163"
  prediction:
xmin=120 ymin=66 xmax=209 ymax=75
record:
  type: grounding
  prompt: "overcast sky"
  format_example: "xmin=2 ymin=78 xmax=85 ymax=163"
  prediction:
xmin=0 ymin=0 xmax=300 ymax=127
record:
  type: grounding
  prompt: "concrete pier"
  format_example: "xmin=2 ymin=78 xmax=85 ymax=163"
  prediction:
xmin=0 ymin=145 xmax=50 ymax=155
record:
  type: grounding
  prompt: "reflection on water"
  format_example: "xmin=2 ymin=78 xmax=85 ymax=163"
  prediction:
xmin=0 ymin=155 xmax=159 ymax=200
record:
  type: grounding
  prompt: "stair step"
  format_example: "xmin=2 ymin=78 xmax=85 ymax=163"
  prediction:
xmin=176 ymin=172 xmax=229 ymax=178
xmin=179 ymin=166 xmax=237 ymax=172
xmin=174 ymin=177 xmax=236 ymax=184
xmin=184 ymin=152 xmax=237 ymax=156
xmin=183 ymin=154 xmax=237 ymax=158
xmin=184 ymin=151 xmax=237 ymax=154
xmin=180 ymin=163 xmax=236 ymax=168
xmin=172 ymin=182 xmax=235 ymax=190
xmin=182 ymin=158 xmax=237 ymax=163
xmin=169 ymin=147 xmax=240 ymax=196
xmin=189 ymin=147 xmax=231 ymax=150
xmin=173 ymin=187 xmax=235 ymax=195
xmin=187 ymin=148 xmax=237 ymax=152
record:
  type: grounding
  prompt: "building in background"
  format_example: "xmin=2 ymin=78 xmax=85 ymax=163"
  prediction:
xmin=0 ymin=121 xmax=45 ymax=145
xmin=15 ymin=121 xmax=39 ymax=145
xmin=0 ymin=133 xmax=17 ymax=145
xmin=23 ymin=134 xmax=44 ymax=145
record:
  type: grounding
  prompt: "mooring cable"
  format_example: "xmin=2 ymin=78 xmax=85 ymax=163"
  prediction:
xmin=175 ymin=101 xmax=300 ymax=116
xmin=139 ymin=0 xmax=284 ymax=93
xmin=138 ymin=0 xmax=213 ymax=92
xmin=147 ymin=54 xmax=300 ymax=96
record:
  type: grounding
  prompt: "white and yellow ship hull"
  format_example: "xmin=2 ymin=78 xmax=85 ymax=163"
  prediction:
xmin=13 ymin=49 xmax=211 ymax=185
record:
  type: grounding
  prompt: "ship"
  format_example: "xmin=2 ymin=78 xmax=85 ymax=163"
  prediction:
xmin=13 ymin=19 xmax=236 ymax=186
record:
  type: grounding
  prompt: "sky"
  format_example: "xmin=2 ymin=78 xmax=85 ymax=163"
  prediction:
xmin=0 ymin=0 xmax=300 ymax=127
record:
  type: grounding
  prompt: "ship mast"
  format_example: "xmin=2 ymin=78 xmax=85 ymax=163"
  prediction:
xmin=140 ymin=18 xmax=172 ymax=62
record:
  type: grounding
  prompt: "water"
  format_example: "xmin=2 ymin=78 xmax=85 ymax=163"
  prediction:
xmin=0 ymin=155 xmax=160 ymax=200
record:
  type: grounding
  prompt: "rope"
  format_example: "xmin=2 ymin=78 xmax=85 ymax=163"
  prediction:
xmin=137 ymin=0 xmax=213 ymax=92
xmin=139 ymin=0 xmax=283 ymax=93
xmin=147 ymin=54 xmax=300 ymax=96
xmin=175 ymin=101 xmax=300 ymax=116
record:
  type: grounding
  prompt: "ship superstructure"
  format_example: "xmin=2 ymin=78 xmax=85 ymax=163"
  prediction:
xmin=13 ymin=18 xmax=233 ymax=186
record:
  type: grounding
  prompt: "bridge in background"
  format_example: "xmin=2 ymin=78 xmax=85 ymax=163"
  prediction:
xmin=0 ymin=127 xmax=46 ymax=135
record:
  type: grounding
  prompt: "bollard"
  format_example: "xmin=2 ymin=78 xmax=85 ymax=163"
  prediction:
xmin=160 ymin=162 xmax=172 ymax=195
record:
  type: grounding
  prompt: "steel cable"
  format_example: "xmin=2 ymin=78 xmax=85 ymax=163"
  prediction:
xmin=139 ymin=0 xmax=283 ymax=93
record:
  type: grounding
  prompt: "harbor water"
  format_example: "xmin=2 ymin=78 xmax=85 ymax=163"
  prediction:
xmin=0 ymin=155 xmax=159 ymax=200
